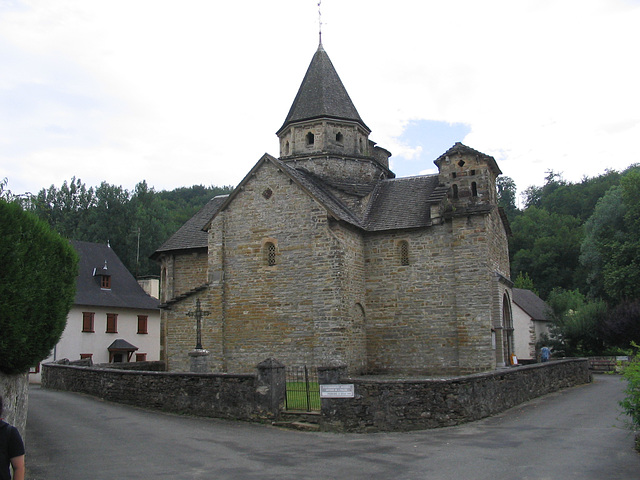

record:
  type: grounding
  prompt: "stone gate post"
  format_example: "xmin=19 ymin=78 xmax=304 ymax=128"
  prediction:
xmin=255 ymin=358 xmax=286 ymax=418
xmin=317 ymin=361 xmax=347 ymax=385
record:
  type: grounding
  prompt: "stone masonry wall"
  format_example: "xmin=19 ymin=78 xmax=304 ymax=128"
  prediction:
xmin=41 ymin=361 xmax=285 ymax=422
xmin=325 ymin=220 xmax=367 ymax=373
xmin=200 ymin=160 xmax=368 ymax=373
xmin=172 ymin=251 xmax=208 ymax=297
xmin=365 ymin=226 xmax=458 ymax=374
xmin=449 ymin=213 xmax=496 ymax=373
xmin=319 ymin=359 xmax=591 ymax=432
xmin=163 ymin=289 xmax=223 ymax=373
xmin=364 ymin=209 xmax=506 ymax=375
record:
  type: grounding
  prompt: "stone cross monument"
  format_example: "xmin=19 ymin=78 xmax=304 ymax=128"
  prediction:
xmin=186 ymin=299 xmax=210 ymax=373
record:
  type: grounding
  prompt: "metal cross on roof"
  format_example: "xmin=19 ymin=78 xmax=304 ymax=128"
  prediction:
xmin=186 ymin=299 xmax=210 ymax=350
xmin=318 ymin=0 xmax=323 ymax=45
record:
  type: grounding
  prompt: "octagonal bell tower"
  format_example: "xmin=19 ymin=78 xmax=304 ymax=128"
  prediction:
xmin=276 ymin=43 xmax=393 ymax=183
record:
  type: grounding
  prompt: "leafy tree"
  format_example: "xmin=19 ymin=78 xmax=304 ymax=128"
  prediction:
xmin=522 ymin=170 xmax=564 ymax=209
xmin=127 ymin=181 xmax=173 ymax=276
xmin=496 ymin=176 xmax=519 ymax=222
xmin=580 ymin=169 xmax=640 ymax=302
xmin=31 ymin=177 xmax=96 ymax=239
xmin=602 ymin=171 xmax=640 ymax=302
xmin=23 ymin=179 xmax=233 ymax=277
xmin=509 ymin=207 xmax=584 ymax=298
xmin=545 ymin=288 xmax=607 ymax=356
xmin=513 ymin=271 xmax=538 ymax=295
xmin=523 ymin=169 xmax=623 ymax=221
xmin=579 ymin=186 xmax=626 ymax=300
xmin=0 ymin=200 xmax=78 ymax=374
xmin=602 ymin=300 xmax=640 ymax=349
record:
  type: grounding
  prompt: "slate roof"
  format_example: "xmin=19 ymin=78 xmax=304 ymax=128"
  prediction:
xmin=107 ymin=339 xmax=138 ymax=351
xmin=151 ymin=195 xmax=228 ymax=257
xmin=72 ymin=240 xmax=159 ymax=310
xmin=512 ymin=288 xmax=550 ymax=321
xmin=159 ymin=153 xmax=456 ymax=259
xmin=277 ymin=44 xmax=368 ymax=135
xmin=364 ymin=176 xmax=449 ymax=231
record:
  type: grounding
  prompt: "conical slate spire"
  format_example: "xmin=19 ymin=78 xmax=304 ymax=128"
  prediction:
xmin=277 ymin=44 xmax=369 ymax=135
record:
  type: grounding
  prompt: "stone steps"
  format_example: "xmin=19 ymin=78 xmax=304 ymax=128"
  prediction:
xmin=273 ymin=410 xmax=321 ymax=431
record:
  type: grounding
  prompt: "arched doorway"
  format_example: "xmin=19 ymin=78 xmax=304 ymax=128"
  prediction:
xmin=502 ymin=293 xmax=514 ymax=365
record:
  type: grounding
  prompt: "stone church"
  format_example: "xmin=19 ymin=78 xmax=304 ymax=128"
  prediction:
xmin=152 ymin=43 xmax=513 ymax=376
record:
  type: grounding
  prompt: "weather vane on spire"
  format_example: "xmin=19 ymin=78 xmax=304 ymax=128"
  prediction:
xmin=318 ymin=0 xmax=323 ymax=45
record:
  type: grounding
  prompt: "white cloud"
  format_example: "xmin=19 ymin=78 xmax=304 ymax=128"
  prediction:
xmin=1 ymin=0 xmax=639 ymax=197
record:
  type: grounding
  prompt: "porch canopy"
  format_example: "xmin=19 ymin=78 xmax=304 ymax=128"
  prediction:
xmin=108 ymin=339 xmax=138 ymax=362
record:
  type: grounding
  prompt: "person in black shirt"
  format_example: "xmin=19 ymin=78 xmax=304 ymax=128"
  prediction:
xmin=0 ymin=395 xmax=24 ymax=480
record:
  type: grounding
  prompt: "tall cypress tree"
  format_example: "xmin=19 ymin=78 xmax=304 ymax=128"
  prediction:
xmin=0 ymin=200 xmax=78 ymax=374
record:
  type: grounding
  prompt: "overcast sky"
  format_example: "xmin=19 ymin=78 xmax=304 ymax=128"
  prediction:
xmin=1 ymin=0 xmax=639 ymax=204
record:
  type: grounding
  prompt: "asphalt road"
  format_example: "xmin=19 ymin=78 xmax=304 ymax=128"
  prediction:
xmin=25 ymin=374 xmax=639 ymax=480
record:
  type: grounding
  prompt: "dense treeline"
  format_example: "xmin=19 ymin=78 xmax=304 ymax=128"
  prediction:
xmin=2 ymin=178 xmax=233 ymax=278
xmin=498 ymin=165 xmax=640 ymax=356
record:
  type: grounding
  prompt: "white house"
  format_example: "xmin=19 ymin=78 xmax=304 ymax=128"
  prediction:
xmin=512 ymin=288 xmax=552 ymax=362
xmin=30 ymin=241 xmax=160 ymax=382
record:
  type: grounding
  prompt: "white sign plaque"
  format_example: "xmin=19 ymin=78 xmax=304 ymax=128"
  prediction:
xmin=320 ymin=384 xmax=355 ymax=398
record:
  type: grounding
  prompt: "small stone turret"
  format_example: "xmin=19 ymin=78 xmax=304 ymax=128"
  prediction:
xmin=434 ymin=142 xmax=501 ymax=213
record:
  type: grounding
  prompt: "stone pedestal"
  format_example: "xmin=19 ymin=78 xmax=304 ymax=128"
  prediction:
xmin=189 ymin=349 xmax=210 ymax=373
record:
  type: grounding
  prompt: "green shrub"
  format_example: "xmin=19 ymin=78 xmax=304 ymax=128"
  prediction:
xmin=620 ymin=346 xmax=640 ymax=442
xmin=0 ymin=200 xmax=78 ymax=374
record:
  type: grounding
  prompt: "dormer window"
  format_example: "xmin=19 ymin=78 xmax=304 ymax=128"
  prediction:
xmin=94 ymin=260 xmax=111 ymax=290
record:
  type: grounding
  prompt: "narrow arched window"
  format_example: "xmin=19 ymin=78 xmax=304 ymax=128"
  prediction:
xmin=285 ymin=141 xmax=290 ymax=155
xmin=265 ymin=242 xmax=277 ymax=266
xmin=306 ymin=132 xmax=315 ymax=146
xmin=452 ymin=184 xmax=459 ymax=199
xmin=471 ymin=182 xmax=478 ymax=197
xmin=399 ymin=240 xmax=410 ymax=266
xmin=336 ymin=132 xmax=343 ymax=143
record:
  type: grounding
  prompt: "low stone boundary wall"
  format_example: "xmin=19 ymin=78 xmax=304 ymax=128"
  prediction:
xmin=41 ymin=358 xmax=285 ymax=422
xmin=42 ymin=358 xmax=591 ymax=432
xmin=318 ymin=358 xmax=591 ymax=432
